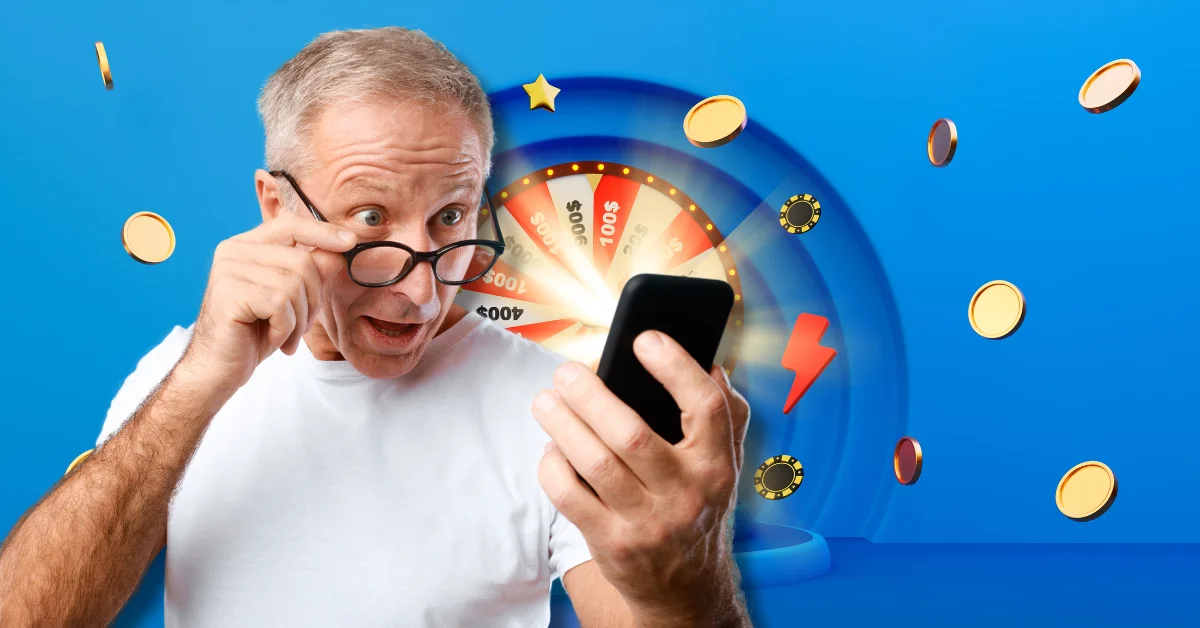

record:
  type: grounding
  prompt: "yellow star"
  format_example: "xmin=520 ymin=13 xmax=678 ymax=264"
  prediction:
xmin=523 ymin=74 xmax=561 ymax=112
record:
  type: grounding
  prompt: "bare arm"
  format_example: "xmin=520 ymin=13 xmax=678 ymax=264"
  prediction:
xmin=0 ymin=195 xmax=353 ymax=626
xmin=0 ymin=358 xmax=229 ymax=627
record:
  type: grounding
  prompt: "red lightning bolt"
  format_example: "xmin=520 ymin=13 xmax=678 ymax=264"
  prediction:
xmin=781 ymin=313 xmax=837 ymax=414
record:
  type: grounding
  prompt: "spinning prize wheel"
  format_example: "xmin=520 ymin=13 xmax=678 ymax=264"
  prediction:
xmin=459 ymin=161 xmax=745 ymax=371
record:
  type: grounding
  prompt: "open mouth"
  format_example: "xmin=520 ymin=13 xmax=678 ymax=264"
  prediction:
xmin=365 ymin=316 xmax=421 ymax=339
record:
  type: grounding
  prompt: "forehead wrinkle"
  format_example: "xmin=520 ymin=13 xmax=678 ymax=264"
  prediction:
xmin=329 ymin=174 xmax=477 ymax=214
xmin=336 ymin=175 xmax=399 ymax=197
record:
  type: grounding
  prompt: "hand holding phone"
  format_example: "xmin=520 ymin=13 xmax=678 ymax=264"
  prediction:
xmin=531 ymin=272 xmax=751 ymax=624
xmin=596 ymin=274 xmax=735 ymax=444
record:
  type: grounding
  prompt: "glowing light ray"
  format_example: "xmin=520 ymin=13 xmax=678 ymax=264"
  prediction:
xmin=685 ymin=250 xmax=730 ymax=282
xmin=678 ymin=177 xmax=820 ymax=374
xmin=666 ymin=248 xmax=714 ymax=277
xmin=494 ymin=205 xmax=605 ymax=320
xmin=542 ymin=175 xmax=618 ymax=306
xmin=709 ymin=178 xmax=806 ymax=268
xmin=603 ymin=184 xmax=679 ymax=291
xmin=540 ymin=325 xmax=610 ymax=366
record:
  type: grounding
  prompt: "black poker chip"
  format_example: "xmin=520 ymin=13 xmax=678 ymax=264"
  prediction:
xmin=754 ymin=454 xmax=804 ymax=500
xmin=779 ymin=194 xmax=821 ymax=234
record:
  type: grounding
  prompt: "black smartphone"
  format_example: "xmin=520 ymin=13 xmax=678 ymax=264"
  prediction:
xmin=596 ymin=274 xmax=735 ymax=445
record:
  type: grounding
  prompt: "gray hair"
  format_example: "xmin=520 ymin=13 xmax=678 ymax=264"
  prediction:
xmin=257 ymin=27 xmax=494 ymax=183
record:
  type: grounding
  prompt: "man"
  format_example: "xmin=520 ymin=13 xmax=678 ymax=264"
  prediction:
xmin=0 ymin=27 xmax=751 ymax=627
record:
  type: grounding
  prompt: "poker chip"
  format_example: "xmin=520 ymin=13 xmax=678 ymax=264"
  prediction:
xmin=779 ymin=194 xmax=821 ymax=234
xmin=754 ymin=454 xmax=804 ymax=500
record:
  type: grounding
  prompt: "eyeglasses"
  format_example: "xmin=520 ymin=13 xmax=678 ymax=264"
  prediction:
xmin=269 ymin=170 xmax=505 ymax=288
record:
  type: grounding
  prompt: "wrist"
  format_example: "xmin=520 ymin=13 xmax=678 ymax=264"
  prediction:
xmin=165 ymin=355 xmax=240 ymax=416
xmin=629 ymin=558 xmax=748 ymax=628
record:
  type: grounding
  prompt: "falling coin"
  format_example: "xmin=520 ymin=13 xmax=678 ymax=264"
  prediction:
xmin=927 ymin=118 xmax=957 ymax=167
xmin=893 ymin=436 xmax=923 ymax=485
xmin=65 ymin=449 xmax=93 ymax=475
xmin=1056 ymin=461 xmax=1117 ymax=521
xmin=968 ymin=280 xmax=1025 ymax=339
xmin=95 ymin=42 xmax=113 ymax=90
xmin=122 ymin=211 xmax=176 ymax=264
xmin=1079 ymin=59 xmax=1140 ymax=113
xmin=683 ymin=95 xmax=747 ymax=148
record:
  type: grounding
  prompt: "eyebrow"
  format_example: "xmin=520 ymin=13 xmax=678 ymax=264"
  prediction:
xmin=336 ymin=178 xmax=477 ymax=202
xmin=337 ymin=177 xmax=399 ymax=197
xmin=442 ymin=181 xmax=477 ymax=201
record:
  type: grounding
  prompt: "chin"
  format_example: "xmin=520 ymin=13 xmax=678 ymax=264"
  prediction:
xmin=344 ymin=347 xmax=423 ymax=379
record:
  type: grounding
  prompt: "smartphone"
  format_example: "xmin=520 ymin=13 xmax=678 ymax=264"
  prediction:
xmin=596 ymin=274 xmax=735 ymax=445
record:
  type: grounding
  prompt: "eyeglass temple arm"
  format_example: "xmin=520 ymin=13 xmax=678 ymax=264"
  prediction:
xmin=483 ymin=186 xmax=505 ymax=245
xmin=269 ymin=170 xmax=330 ymax=222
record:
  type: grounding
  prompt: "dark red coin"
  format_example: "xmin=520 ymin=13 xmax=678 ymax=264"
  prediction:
xmin=893 ymin=436 xmax=923 ymax=485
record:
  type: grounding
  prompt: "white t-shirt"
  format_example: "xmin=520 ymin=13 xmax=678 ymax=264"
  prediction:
xmin=96 ymin=312 xmax=593 ymax=627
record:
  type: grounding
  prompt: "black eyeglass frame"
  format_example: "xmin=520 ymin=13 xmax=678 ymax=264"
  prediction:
xmin=269 ymin=170 xmax=505 ymax=288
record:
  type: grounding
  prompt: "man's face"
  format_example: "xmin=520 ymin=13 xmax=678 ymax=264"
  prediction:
xmin=267 ymin=100 xmax=487 ymax=378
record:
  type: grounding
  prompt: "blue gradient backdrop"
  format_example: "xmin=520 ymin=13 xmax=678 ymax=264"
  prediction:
xmin=2 ymin=0 xmax=1198 ymax=625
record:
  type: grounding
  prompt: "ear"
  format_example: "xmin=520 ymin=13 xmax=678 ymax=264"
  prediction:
xmin=254 ymin=169 xmax=287 ymax=222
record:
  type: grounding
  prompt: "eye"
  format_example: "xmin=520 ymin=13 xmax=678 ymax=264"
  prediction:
xmin=439 ymin=208 xmax=464 ymax=226
xmin=352 ymin=209 xmax=384 ymax=228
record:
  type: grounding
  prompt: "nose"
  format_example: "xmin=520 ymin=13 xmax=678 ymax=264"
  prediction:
xmin=387 ymin=259 xmax=438 ymax=306
xmin=386 ymin=229 xmax=438 ymax=306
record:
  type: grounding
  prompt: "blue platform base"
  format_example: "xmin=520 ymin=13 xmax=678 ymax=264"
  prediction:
xmin=732 ymin=521 xmax=831 ymax=588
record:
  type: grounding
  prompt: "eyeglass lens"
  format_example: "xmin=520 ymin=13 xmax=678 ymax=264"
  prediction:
xmin=349 ymin=242 xmax=499 ymax=286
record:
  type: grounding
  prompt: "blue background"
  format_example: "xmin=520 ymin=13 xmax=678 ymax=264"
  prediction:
xmin=2 ymin=0 xmax=1198 ymax=625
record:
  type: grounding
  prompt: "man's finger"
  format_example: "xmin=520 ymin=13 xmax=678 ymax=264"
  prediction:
xmin=710 ymin=364 xmax=749 ymax=472
xmin=227 ymin=262 xmax=309 ymax=355
xmin=633 ymin=331 xmax=733 ymax=461
xmin=308 ymin=248 xmax=349 ymax=289
xmin=531 ymin=389 xmax=649 ymax=513
xmin=232 ymin=279 xmax=297 ymax=356
xmin=537 ymin=441 xmax=609 ymax=534
xmin=238 ymin=212 xmax=358 ymax=252
xmin=230 ymin=243 xmax=323 ymax=334
xmin=551 ymin=362 xmax=681 ymax=490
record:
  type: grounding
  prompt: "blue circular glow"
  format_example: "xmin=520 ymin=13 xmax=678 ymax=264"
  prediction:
xmin=489 ymin=77 xmax=908 ymax=538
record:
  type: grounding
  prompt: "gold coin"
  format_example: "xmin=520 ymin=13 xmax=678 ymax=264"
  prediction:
xmin=95 ymin=42 xmax=113 ymax=90
xmin=683 ymin=95 xmax=747 ymax=148
xmin=1056 ymin=461 xmax=1117 ymax=521
xmin=968 ymin=280 xmax=1025 ymax=339
xmin=1079 ymin=59 xmax=1139 ymax=113
xmin=122 ymin=211 xmax=176 ymax=264
xmin=926 ymin=118 xmax=957 ymax=167
xmin=893 ymin=436 xmax=923 ymax=485
xmin=65 ymin=449 xmax=93 ymax=475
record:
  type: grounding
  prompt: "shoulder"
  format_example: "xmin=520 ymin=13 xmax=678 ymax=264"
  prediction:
xmin=129 ymin=325 xmax=194 ymax=383
xmin=446 ymin=315 xmax=567 ymax=433
xmin=96 ymin=324 xmax=194 ymax=445
xmin=457 ymin=315 xmax=568 ymax=382
xmin=139 ymin=324 xmax=194 ymax=369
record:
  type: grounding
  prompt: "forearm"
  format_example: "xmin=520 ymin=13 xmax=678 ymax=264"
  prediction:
xmin=0 ymin=361 xmax=227 ymax=627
